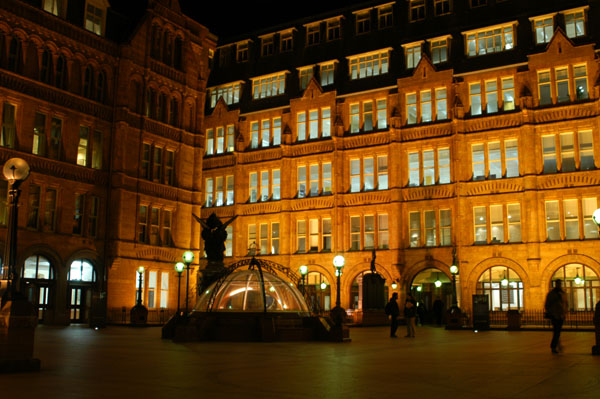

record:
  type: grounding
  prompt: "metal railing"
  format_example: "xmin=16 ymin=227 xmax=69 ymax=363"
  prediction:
xmin=485 ymin=309 xmax=595 ymax=329
xmin=108 ymin=307 xmax=175 ymax=325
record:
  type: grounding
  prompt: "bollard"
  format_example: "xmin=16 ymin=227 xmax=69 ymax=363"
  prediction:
xmin=593 ymin=300 xmax=600 ymax=356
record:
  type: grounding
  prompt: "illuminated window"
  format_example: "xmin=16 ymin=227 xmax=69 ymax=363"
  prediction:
xmin=563 ymin=9 xmax=586 ymax=38
xmin=299 ymin=67 xmax=313 ymax=90
xmin=348 ymin=49 xmax=389 ymax=80
xmin=430 ymin=38 xmax=448 ymax=64
xmin=251 ymin=72 xmax=286 ymax=99
xmin=209 ymin=82 xmax=241 ymax=108
xmin=409 ymin=148 xmax=451 ymax=186
xmin=471 ymin=140 xmax=519 ymax=180
xmin=532 ymin=16 xmax=554 ymax=44
xmin=84 ymin=1 xmax=105 ymax=36
xmin=320 ymin=62 xmax=335 ymax=86
xmin=465 ymin=23 xmax=515 ymax=56
xmin=404 ymin=43 xmax=421 ymax=69
xmin=542 ymin=131 xmax=594 ymax=173
xmin=477 ymin=266 xmax=524 ymax=311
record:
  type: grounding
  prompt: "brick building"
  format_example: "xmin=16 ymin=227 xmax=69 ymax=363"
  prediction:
xmin=1 ymin=0 xmax=600 ymax=327
xmin=0 ymin=0 xmax=215 ymax=325
xmin=202 ymin=0 xmax=600 ymax=323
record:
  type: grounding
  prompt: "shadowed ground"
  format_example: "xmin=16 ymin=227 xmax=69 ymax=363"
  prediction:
xmin=2 ymin=325 xmax=599 ymax=398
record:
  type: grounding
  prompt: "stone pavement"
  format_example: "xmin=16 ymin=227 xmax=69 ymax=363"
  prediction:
xmin=1 ymin=325 xmax=599 ymax=398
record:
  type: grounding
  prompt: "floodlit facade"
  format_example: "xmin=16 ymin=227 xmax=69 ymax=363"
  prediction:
xmin=1 ymin=0 xmax=600 ymax=327
xmin=0 ymin=0 xmax=215 ymax=325
xmin=204 ymin=0 xmax=600 ymax=323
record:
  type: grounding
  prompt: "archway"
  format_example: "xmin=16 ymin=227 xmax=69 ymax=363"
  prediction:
xmin=476 ymin=266 xmax=524 ymax=311
xmin=350 ymin=270 xmax=389 ymax=311
xmin=551 ymin=263 xmax=599 ymax=311
xmin=410 ymin=268 xmax=452 ymax=324
xmin=21 ymin=255 xmax=55 ymax=322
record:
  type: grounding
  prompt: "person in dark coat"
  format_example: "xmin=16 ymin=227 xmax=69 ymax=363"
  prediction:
xmin=385 ymin=292 xmax=400 ymax=338
xmin=433 ymin=297 xmax=444 ymax=326
xmin=545 ymin=279 xmax=568 ymax=354
xmin=404 ymin=294 xmax=417 ymax=338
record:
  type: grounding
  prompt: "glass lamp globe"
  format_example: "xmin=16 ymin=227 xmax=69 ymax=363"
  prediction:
xmin=175 ymin=262 xmax=185 ymax=273
xmin=137 ymin=266 xmax=145 ymax=274
xmin=3 ymin=158 xmax=30 ymax=183
xmin=450 ymin=265 xmax=458 ymax=275
xmin=592 ymin=208 xmax=600 ymax=226
xmin=183 ymin=251 xmax=195 ymax=264
xmin=434 ymin=280 xmax=442 ymax=288
xmin=333 ymin=255 xmax=345 ymax=269
xmin=299 ymin=265 xmax=308 ymax=276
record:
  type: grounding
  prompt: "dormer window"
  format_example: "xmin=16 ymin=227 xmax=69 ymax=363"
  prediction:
xmin=562 ymin=7 xmax=587 ymax=38
xmin=84 ymin=0 xmax=108 ymax=36
xmin=355 ymin=10 xmax=371 ymax=35
xmin=327 ymin=18 xmax=341 ymax=41
xmin=307 ymin=24 xmax=320 ymax=46
xmin=261 ymin=35 xmax=274 ymax=57
xmin=409 ymin=0 xmax=426 ymax=22
xmin=530 ymin=14 xmax=556 ymax=44
xmin=377 ymin=4 xmax=394 ymax=29
xmin=464 ymin=22 xmax=516 ymax=57
xmin=43 ymin=0 xmax=66 ymax=17
xmin=434 ymin=0 xmax=451 ymax=16
xmin=236 ymin=41 xmax=249 ymax=62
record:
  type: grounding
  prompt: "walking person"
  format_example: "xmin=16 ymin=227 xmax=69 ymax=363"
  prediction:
xmin=404 ymin=293 xmax=417 ymax=338
xmin=545 ymin=279 xmax=568 ymax=354
xmin=385 ymin=292 xmax=400 ymax=338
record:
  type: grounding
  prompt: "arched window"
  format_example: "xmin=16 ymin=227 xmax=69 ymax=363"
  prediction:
xmin=40 ymin=49 xmax=53 ymax=84
xmin=55 ymin=55 xmax=67 ymax=90
xmin=22 ymin=255 xmax=55 ymax=321
xmin=551 ymin=263 xmax=599 ymax=311
xmin=7 ymin=37 xmax=22 ymax=73
xmin=174 ymin=36 xmax=183 ymax=70
xmin=151 ymin=25 xmax=161 ymax=60
xmin=477 ymin=266 xmax=523 ymax=311
xmin=162 ymin=31 xmax=172 ymax=66
xmin=83 ymin=66 xmax=94 ymax=99
xmin=169 ymin=97 xmax=179 ymax=126
xmin=96 ymin=70 xmax=105 ymax=102
xmin=22 ymin=255 xmax=54 ymax=280
xmin=158 ymin=92 xmax=167 ymax=122
xmin=68 ymin=260 xmax=96 ymax=282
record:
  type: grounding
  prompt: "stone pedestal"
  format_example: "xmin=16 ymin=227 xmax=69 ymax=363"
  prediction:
xmin=0 ymin=297 xmax=40 ymax=373
xmin=130 ymin=304 xmax=148 ymax=326
xmin=198 ymin=260 xmax=226 ymax=294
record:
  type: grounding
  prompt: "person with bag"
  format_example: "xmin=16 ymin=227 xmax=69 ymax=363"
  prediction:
xmin=404 ymin=293 xmax=417 ymax=338
xmin=544 ymin=279 xmax=568 ymax=354
xmin=385 ymin=292 xmax=400 ymax=338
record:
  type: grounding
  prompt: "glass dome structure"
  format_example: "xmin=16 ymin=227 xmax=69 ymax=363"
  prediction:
xmin=195 ymin=269 xmax=309 ymax=313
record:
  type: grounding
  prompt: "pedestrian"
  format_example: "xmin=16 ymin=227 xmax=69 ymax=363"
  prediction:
xmin=433 ymin=297 xmax=444 ymax=326
xmin=404 ymin=293 xmax=417 ymax=338
xmin=385 ymin=292 xmax=400 ymax=338
xmin=544 ymin=279 xmax=568 ymax=354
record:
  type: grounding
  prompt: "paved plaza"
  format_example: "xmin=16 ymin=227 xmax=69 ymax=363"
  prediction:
xmin=1 ymin=325 xmax=599 ymax=398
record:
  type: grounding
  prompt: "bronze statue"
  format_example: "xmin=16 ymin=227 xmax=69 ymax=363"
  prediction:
xmin=193 ymin=213 xmax=237 ymax=262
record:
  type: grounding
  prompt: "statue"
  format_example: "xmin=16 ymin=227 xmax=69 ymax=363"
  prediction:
xmin=193 ymin=213 xmax=237 ymax=262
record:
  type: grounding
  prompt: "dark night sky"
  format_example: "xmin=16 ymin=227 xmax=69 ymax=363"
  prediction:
xmin=179 ymin=0 xmax=375 ymax=39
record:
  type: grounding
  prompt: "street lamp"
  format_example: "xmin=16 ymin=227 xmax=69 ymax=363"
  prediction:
xmin=2 ymin=158 xmax=30 ymax=300
xmin=450 ymin=263 xmax=459 ymax=308
xmin=391 ymin=281 xmax=398 ymax=290
xmin=182 ymin=250 xmax=194 ymax=315
xmin=136 ymin=266 xmax=145 ymax=306
xmin=299 ymin=265 xmax=308 ymax=294
xmin=330 ymin=255 xmax=345 ymax=326
xmin=174 ymin=262 xmax=185 ymax=315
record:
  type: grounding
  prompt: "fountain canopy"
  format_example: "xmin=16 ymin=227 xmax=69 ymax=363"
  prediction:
xmin=195 ymin=269 xmax=309 ymax=313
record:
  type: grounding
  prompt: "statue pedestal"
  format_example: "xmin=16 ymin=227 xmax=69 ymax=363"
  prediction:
xmin=198 ymin=260 xmax=227 ymax=294
xmin=130 ymin=304 xmax=148 ymax=326
xmin=0 ymin=297 xmax=40 ymax=373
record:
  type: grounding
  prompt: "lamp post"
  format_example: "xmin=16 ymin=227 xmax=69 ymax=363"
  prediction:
xmin=450 ymin=264 xmax=459 ymax=308
xmin=136 ymin=266 xmax=145 ymax=306
xmin=330 ymin=255 xmax=345 ymax=326
xmin=175 ymin=262 xmax=185 ymax=315
xmin=299 ymin=265 xmax=308 ymax=294
xmin=182 ymin=251 xmax=194 ymax=315
xmin=1 ymin=158 xmax=30 ymax=301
